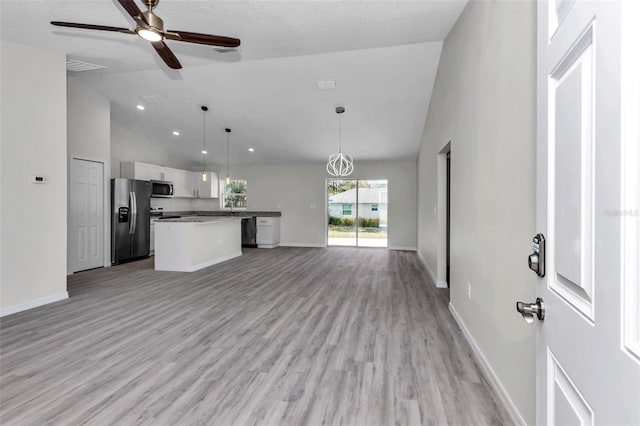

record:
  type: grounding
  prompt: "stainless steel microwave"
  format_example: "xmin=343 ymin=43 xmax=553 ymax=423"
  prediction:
xmin=150 ymin=180 xmax=174 ymax=198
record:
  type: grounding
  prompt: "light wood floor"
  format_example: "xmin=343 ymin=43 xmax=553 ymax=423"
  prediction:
xmin=0 ymin=247 xmax=511 ymax=425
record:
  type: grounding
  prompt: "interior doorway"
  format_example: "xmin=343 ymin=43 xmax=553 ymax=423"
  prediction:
xmin=446 ymin=150 xmax=451 ymax=287
xmin=435 ymin=141 xmax=451 ymax=289
xmin=327 ymin=179 xmax=388 ymax=247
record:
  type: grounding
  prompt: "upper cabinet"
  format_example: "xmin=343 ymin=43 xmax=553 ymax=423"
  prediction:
xmin=121 ymin=161 xmax=167 ymax=181
xmin=171 ymin=169 xmax=195 ymax=198
xmin=193 ymin=171 xmax=219 ymax=199
xmin=120 ymin=162 xmax=219 ymax=199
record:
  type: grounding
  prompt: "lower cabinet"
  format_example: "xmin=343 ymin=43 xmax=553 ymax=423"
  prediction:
xmin=256 ymin=217 xmax=280 ymax=248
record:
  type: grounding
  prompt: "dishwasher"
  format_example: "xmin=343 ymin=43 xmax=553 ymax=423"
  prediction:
xmin=241 ymin=217 xmax=257 ymax=247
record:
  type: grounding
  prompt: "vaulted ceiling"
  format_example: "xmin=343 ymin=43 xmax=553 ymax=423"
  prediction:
xmin=0 ymin=0 xmax=467 ymax=168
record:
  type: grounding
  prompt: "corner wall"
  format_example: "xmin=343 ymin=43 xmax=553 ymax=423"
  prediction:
xmin=0 ymin=40 xmax=68 ymax=314
xmin=417 ymin=1 xmax=537 ymax=423
xmin=67 ymin=77 xmax=111 ymax=272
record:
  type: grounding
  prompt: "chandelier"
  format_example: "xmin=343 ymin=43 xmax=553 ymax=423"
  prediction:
xmin=326 ymin=106 xmax=354 ymax=176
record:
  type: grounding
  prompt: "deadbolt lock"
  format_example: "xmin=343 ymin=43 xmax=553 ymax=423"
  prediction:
xmin=528 ymin=233 xmax=545 ymax=277
xmin=516 ymin=298 xmax=545 ymax=323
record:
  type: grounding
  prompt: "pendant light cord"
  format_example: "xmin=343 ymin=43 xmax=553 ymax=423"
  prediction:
xmin=338 ymin=113 xmax=342 ymax=153
xmin=202 ymin=109 xmax=206 ymax=172
xmin=226 ymin=132 xmax=230 ymax=178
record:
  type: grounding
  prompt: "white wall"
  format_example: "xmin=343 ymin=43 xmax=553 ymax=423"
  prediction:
xmin=111 ymin=121 xmax=194 ymax=176
xmin=0 ymin=40 xmax=68 ymax=314
xmin=67 ymin=77 xmax=111 ymax=272
xmin=417 ymin=1 xmax=537 ymax=424
xmin=231 ymin=160 xmax=417 ymax=248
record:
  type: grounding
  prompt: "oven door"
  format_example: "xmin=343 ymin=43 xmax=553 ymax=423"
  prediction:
xmin=150 ymin=181 xmax=174 ymax=198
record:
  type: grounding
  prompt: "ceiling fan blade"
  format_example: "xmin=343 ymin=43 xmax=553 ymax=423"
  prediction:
xmin=51 ymin=21 xmax=134 ymax=34
xmin=117 ymin=0 xmax=148 ymax=24
xmin=165 ymin=30 xmax=240 ymax=48
xmin=151 ymin=41 xmax=182 ymax=69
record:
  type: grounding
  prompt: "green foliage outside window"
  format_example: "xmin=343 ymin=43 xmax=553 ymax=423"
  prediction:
xmin=223 ymin=180 xmax=247 ymax=209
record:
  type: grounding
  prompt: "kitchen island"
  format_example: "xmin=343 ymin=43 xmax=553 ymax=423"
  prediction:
xmin=154 ymin=217 xmax=242 ymax=272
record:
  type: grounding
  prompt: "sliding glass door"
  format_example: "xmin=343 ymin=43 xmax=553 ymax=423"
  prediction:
xmin=327 ymin=179 xmax=388 ymax=247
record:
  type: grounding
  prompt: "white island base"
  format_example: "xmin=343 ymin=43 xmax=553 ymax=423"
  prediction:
xmin=154 ymin=218 xmax=242 ymax=272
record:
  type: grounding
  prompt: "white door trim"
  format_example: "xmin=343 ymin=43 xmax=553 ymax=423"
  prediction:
xmin=621 ymin=0 xmax=640 ymax=362
xmin=435 ymin=141 xmax=451 ymax=288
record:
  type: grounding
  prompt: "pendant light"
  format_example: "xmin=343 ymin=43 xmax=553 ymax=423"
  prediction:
xmin=201 ymin=105 xmax=208 ymax=182
xmin=225 ymin=128 xmax=231 ymax=184
xmin=326 ymin=106 xmax=354 ymax=176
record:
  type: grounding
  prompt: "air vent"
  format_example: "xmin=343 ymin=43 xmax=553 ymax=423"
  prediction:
xmin=140 ymin=95 xmax=164 ymax=104
xmin=66 ymin=59 xmax=106 ymax=72
xmin=316 ymin=80 xmax=336 ymax=90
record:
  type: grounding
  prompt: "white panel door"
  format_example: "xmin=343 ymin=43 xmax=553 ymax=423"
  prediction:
xmin=536 ymin=0 xmax=640 ymax=424
xmin=70 ymin=158 xmax=104 ymax=272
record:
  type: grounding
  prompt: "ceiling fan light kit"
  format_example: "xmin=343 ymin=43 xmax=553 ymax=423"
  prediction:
xmin=326 ymin=106 xmax=354 ymax=177
xmin=51 ymin=0 xmax=241 ymax=70
xmin=137 ymin=28 xmax=162 ymax=42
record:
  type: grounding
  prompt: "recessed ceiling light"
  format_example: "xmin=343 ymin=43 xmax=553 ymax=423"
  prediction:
xmin=201 ymin=150 xmax=207 ymax=154
xmin=136 ymin=104 xmax=145 ymax=110
xmin=248 ymin=148 xmax=255 ymax=152
xmin=172 ymin=131 xmax=180 ymax=136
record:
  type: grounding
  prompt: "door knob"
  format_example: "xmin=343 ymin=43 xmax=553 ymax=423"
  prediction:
xmin=516 ymin=297 xmax=545 ymax=323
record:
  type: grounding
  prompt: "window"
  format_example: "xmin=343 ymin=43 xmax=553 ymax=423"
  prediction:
xmin=222 ymin=180 xmax=247 ymax=209
xmin=342 ymin=203 xmax=352 ymax=216
xmin=371 ymin=204 xmax=378 ymax=211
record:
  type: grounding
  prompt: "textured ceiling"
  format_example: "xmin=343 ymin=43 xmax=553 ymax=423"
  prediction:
xmin=0 ymin=0 xmax=467 ymax=168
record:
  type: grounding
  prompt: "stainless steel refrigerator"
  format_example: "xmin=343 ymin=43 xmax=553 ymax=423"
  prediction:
xmin=111 ymin=178 xmax=151 ymax=264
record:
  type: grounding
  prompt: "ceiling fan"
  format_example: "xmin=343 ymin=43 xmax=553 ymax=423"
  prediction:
xmin=51 ymin=0 xmax=240 ymax=70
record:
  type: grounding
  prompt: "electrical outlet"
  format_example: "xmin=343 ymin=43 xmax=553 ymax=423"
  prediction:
xmin=467 ymin=283 xmax=471 ymax=300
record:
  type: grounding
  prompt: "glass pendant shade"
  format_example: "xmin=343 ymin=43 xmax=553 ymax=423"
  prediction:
xmin=326 ymin=151 xmax=354 ymax=176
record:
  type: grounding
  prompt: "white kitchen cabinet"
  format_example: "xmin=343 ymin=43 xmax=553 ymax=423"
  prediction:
xmin=256 ymin=217 xmax=280 ymax=248
xmin=192 ymin=171 xmax=219 ymax=198
xmin=170 ymin=169 xmax=194 ymax=198
xmin=121 ymin=161 xmax=168 ymax=181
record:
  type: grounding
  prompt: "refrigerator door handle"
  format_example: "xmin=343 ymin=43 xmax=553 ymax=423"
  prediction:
xmin=128 ymin=192 xmax=135 ymax=235
xmin=131 ymin=191 xmax=138 ymax=234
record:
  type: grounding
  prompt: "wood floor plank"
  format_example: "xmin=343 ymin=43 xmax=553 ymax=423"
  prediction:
xmin=0 ymin=247 xmax=512 ymax=425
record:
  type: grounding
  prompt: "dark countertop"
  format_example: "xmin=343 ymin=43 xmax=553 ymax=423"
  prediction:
xmin=155 ymin=216 xmax=239 ymax=223
xmin=159 ymin=210 xmax=281 ymax=218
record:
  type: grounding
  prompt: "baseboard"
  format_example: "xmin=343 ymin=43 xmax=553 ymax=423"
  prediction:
xmin=448 ymin=303 xmax=527 ymax=426
xmin=280 ymin=243 xmax=326 ymax=248
xmin=185 ymin=251 xmax=243 ymax=272
xmin=0 ymin=292 xmax=69 ymax=317
xmin=388 ymin=246 xmax=417 ymax=251
xmin=156 ymin=251 xmax=242 ymax=272
xmin=417 ymin=251 xmax=447 ymax=288
xmin=257 ymin=243 xmax=280 ymax=249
